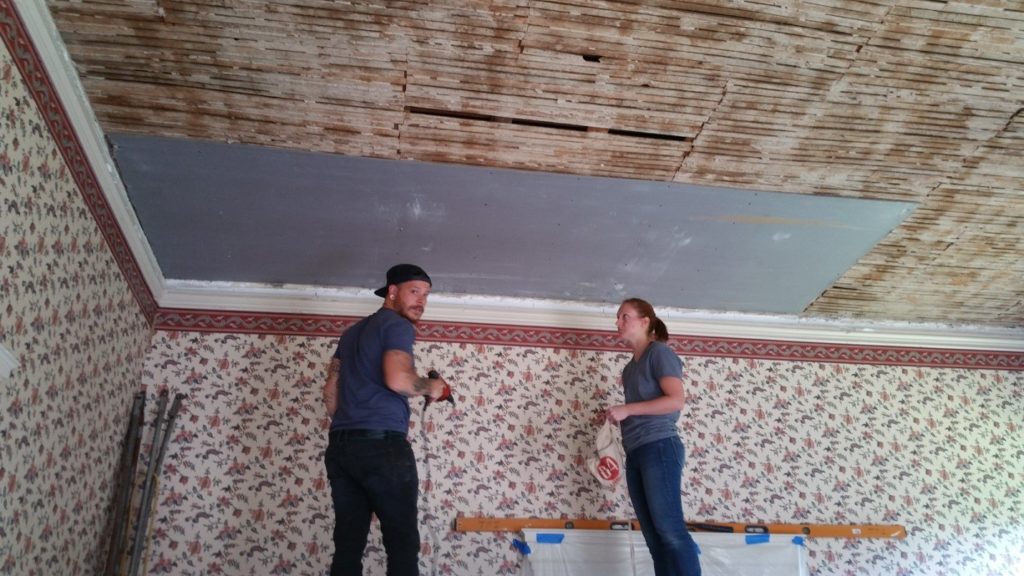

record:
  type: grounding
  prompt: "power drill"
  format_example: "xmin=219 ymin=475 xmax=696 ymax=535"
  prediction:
xmin=424 ymin=370 xmax=455 ymax=409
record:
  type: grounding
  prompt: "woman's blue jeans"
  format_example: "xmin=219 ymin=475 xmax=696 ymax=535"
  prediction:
xmin=626 ymin=436 xmax=702 ymax=576
xmin=324 ymin=430 xmax=421 ymax=576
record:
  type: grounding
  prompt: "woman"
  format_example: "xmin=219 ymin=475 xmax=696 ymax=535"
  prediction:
xmin=605 ymin=298 xmax=701 ymax=576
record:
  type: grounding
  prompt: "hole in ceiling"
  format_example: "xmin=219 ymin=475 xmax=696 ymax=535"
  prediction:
xmin=407 ymin=107 xmax=495 ymax=122
xmin=408 ymin=108 xmax=688 ymax=141
xmin=407 ymin=107 xmax=586 ymax=132
xmin=509 ymin=117 xmax=587 ymax=132
xmin=608 ymin=128 xmax=689 ymax=142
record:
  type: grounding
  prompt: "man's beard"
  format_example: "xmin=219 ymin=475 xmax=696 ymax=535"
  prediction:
xmin=400 ymin=306 xmax=424 ymax=323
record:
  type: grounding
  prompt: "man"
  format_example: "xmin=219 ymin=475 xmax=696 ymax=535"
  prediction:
xmin=323 ymin=264 xmax=452 ymax=576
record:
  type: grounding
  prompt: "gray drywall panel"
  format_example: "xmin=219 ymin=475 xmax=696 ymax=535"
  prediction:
xmin=111 ymin=134 xmax=916 ymax=314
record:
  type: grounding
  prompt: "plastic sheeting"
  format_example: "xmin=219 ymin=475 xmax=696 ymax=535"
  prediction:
xmin=519 ymin=529 xmax=809 ymax=576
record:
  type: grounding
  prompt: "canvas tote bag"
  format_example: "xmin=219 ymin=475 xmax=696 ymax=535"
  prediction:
xmin=587 ymin=420 xmax=625 ymax=487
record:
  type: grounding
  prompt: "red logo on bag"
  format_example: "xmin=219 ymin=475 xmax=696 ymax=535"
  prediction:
xmin=597 ymin=456 xmax=621 ymax=481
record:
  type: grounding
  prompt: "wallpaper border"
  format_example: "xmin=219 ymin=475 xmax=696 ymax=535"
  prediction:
xmin=155 ymin=309 xmax=1024 ymax=369
xmin=1 ymin=0 xmax=158 ymax=321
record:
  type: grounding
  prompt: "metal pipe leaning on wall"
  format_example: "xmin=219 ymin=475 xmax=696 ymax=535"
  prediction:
xmin=104 ymin=391 xmax=146 ymax=576
xmin=122 ymin=390 xmax=168 ymax=575
xmin=125 ymin=391 xmax=187 ymax=576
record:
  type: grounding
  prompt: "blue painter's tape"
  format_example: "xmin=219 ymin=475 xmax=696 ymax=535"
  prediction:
xmin=512 ymin=539 xmax=531 ymax=555
xmin=745 ymin=534 xmax=770 ymax=545
xmin=536 ymin=533 xmax=566 ymax=544
xmin=792 ymin=536 xmax=805 ymax=546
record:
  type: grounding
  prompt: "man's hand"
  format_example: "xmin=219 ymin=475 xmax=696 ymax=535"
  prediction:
xmin=424 ymin=370 xmax=454 ymax=407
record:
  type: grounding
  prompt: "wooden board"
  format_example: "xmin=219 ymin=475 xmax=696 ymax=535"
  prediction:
xmin=453 ymin=517 xmax=906 ymax=539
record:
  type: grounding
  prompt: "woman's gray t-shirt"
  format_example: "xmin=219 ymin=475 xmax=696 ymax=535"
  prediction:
xmin=620 ymin=341 xmax=683 ymax=453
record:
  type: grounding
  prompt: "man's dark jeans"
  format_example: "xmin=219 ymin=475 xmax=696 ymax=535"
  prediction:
xmin=324 ymin=429 xmax=420 ymax=576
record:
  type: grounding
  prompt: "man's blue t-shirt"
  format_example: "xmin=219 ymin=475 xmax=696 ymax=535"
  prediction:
xmin=620 ymin=341 xmax=683 ymax=453
xmin=330 ymin=308 xmax=416 ymax=433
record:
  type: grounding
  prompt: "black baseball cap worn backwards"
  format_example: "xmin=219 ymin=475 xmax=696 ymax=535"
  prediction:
xmin=374 ymin=264 xmax=432 ymax=297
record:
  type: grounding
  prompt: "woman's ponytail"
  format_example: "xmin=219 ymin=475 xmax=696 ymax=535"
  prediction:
xmin=650 ymin=316 xmax=669 ymax=342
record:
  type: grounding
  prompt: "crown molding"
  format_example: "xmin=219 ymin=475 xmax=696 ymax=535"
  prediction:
xmin=160 ymin=280 xmax=1024 ymax=353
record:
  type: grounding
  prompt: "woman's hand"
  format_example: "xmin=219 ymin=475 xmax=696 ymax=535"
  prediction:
xmin=605 ymin=404 xmax=631 ymax=424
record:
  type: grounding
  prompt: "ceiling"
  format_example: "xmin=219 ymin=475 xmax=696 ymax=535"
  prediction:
xmin=42 ymin=0 xmax=1024 ymax=329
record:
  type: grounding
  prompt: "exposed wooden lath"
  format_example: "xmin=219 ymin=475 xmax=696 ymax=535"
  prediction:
xmin=46 ymin=0 xmax=1024 ymax=327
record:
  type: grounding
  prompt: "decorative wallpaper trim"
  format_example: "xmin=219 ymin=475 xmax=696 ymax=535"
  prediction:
xmin=154 ymin=309 xmax=357 ymax=337
xmin=155 ymin=309 xmax=1024 ymax=369
xmin=1 ymin=0 xmax=158 ymax=321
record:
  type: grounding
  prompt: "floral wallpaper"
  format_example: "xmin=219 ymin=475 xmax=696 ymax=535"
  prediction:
xmin=0 ymin=40 xmax=153 ymax=576
xmin=139 ymin=330 xmax=1024 ymax=576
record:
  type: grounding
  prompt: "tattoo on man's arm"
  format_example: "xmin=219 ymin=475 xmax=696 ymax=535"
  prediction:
xmin=327 ymin=358 xmax=340 ymax=378
xmin=412 ymin=376 xmax=431 ymax=395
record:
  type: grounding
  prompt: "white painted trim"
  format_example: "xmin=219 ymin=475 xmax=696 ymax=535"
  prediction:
xmin=161 ymin=280 xmax=1024 ymax=351
xmin=16 ymin=0 xmax=166 ymax=302
xmin=0 ymin=343 xmax=18 ymax=380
